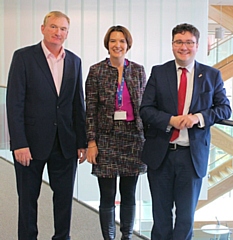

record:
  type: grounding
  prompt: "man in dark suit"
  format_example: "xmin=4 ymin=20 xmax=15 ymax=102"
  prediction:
xmin=6 ymin=11 xmax=87 ymax=240
xmin=140 ymin=23 xmax=231 ymax=240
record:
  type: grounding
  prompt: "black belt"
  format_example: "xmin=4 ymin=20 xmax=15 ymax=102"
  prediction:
xmin=169 ymin=143 xmax=190 ymax=151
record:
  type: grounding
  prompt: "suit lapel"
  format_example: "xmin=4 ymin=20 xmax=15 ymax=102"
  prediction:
xmin=166 ymin=61 xmax=178 ymax=114
xmin=190 ymin=61 xmax=204 ymax=111
xmin=59 ymin=55 xmax=70 ymax=96
xmin=124 ymin=64 xmax=140 ymax=110
xmin=33 ymin=43 xmax=57 ymax=96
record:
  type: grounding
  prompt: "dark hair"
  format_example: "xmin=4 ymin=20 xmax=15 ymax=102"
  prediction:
xmin=104 ymin=25 xmax=133 ymax=51
xmin=172 ymin=23 xmax=200 ymax=43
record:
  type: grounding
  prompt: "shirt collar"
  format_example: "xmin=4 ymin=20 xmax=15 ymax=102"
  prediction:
xmin=175 ymin=61 xmax=195 ymax=73
xmin=41 ymin=41 xmax=66 ymax=59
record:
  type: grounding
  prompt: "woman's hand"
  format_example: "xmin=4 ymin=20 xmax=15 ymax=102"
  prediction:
xmin=87 ymin=141 xmax=98 ymax=164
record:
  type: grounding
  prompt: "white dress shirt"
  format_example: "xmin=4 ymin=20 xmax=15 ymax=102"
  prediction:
xmin=171 ymin=61 xmax=205 ymax=146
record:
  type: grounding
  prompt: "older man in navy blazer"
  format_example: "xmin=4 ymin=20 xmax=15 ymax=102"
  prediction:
xmin=6 ymin=11 xmax=86 ymax=240
xmin=140 ymin=23 xmax=231 ymax=240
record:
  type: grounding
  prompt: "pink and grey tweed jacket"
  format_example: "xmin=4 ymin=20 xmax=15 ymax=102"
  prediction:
xmin=85 ymin=58 xmax=146 ymax=141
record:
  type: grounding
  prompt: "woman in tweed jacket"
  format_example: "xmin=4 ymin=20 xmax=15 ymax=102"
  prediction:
xmin=85 ymin=25 xmax=147 ymax=240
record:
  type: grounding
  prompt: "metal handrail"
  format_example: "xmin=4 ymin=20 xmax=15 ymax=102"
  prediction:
xmin=210 ymin=35 xmax=233 ymax=51
xmin=217 ymin=119 xmax=233 ymax=127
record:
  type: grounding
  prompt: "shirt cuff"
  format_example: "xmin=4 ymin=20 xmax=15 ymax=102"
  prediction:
xmin=195 ymin=113 xmax=205 ymax=128
xmin=166 ymin=125 xmax=172 ymax=132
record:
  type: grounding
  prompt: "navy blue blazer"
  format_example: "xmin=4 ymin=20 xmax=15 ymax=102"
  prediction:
xmin=6 ymin=42 xmax=87 ymax=160
xmin=140 ymin=60 xmax=231 ymax=178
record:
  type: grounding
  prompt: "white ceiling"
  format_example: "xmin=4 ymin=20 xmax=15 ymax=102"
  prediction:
xmin=209 ymin=0 xmax=233 ymax=5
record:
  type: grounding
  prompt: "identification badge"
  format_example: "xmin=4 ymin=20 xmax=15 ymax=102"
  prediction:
xmin=114 ymin=110 xmax=127 ymax=120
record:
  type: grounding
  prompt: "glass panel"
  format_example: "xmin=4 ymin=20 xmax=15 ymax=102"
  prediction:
xmin=0 ymin=87 xmax=11 ymax=160
xmin=1 ymin=84 xmax=233 ymax=239
xmin=208 ymin=35 xmax=233 ymax=66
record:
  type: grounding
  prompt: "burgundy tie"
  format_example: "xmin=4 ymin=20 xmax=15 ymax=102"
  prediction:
xmin=170 ymin=68 xmax=187 ymax=141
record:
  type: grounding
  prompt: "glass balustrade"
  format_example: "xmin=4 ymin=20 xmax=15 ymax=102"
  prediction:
xmin=208 ymin=35 xmax=233 ymax=66
xmin=216 ymin=120 xmax=233 ymax=137
xmin=0 ymin=85 xmax=233 ymax=240
xmin=208 ymin=122 xmax=233 ymax=186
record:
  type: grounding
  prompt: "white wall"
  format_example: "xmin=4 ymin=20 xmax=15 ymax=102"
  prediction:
xmin=1 ymin=0 xmax=208 ymax=87
xmin=0 ymin=0 xmax=209 ymax=201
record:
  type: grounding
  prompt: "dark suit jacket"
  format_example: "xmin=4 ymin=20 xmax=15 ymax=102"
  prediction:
xmin=140 ymin=60 xmax=231 ymax=178
xmin=6 ymin=42 xmax=87 ymax=160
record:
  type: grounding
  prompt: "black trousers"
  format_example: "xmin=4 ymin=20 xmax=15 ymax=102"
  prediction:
xmin=14 ymin=136 xmax=77 ymax=240
xmin=98 ymin=176 xmax=138 ymax=208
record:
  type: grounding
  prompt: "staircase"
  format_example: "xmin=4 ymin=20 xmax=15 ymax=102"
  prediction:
xmin=196 ymin=125 xmax=233 ymax=210
xmin=209 ymin=5 xmax=233 ymax=33
xmin=197 ymin=5 xmax=233 ymax=210
xmin=208 ymin=5 xmax=233 ymax=81
xmin=193 ymin=3 xmax=233 ymax=228
xmin=213 ymin=54 xmax=233 ymax=82
xmin=197 ymin=159 xmax=233 ymax=210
